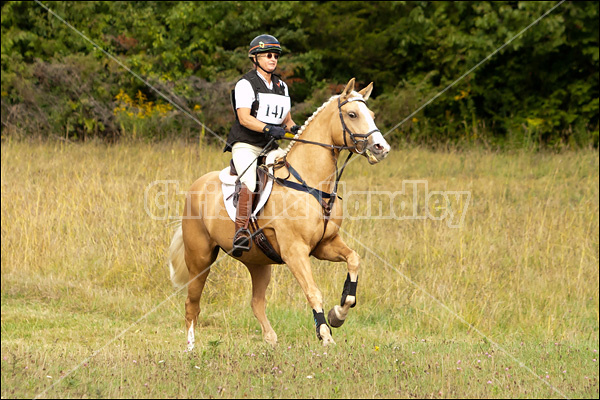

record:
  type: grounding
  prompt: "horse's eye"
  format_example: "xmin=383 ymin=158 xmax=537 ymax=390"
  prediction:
xmin=348 ymin=112 xmax=357 ymax=118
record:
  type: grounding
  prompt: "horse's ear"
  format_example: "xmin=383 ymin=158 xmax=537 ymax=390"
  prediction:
xmin=358 ymin=82 xmax=373 ymax=101
xmin=340 ymin=78 xmax=356 ymax=100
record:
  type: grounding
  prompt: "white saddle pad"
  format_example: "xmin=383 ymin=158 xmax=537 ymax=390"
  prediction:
xmin=219 ymin=149 xmax=286 ymax=222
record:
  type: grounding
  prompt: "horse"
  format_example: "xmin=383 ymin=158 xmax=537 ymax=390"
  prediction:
xmin=168 ymin=78 xmax=390 ymax=349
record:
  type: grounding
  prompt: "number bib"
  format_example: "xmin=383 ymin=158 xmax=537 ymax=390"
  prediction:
xmin=256 ymin=93 xmax=291 ymax=125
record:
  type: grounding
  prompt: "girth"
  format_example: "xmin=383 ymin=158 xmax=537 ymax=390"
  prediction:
xmin=248 ymin=217 xmax=284 ymax=264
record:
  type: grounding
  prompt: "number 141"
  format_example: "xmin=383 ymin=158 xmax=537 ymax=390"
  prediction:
xmin=265 ymin=105 xmax=284 ymax=119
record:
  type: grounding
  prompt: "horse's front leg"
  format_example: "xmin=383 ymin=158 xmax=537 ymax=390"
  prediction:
xmin=312 ymin=234 xmax=359 ymax=328
xmin=281 ymin=244 xmax=335 ymax=346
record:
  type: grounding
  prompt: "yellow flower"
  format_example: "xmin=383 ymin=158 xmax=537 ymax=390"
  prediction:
xmin=374 ymin=346 xmax=380 ymax=351
xmin=526 ymin=117 xmax=544 ymax=128
xmin=454 ymin=89 xmax=469 ymax=101
xmin=136 ymin=90 xmax=147 ymax=103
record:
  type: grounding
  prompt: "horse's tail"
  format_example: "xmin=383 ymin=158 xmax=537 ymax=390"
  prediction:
xmin=168 ymin=220 xmax=189 ymax=288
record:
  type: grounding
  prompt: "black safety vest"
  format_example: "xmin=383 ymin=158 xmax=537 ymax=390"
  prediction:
xmin=224 ymin=70 xmax=288 ymax=152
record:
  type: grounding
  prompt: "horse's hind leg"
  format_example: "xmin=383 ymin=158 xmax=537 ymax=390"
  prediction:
xmin=185 ymin=244 xmax=219 ymax=351
xmin=246 ymin=263 xmax=278 ymax=346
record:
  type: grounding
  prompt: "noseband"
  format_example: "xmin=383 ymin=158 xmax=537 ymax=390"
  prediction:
xmin=337 ymin=97 xmax=380 ymax=154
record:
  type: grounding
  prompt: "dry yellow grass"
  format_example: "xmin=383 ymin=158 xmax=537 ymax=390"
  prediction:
xmin=1 ymin=138 xmax=598 ymax=398
xmin=1 ymin=138 xmax=598 ymax=339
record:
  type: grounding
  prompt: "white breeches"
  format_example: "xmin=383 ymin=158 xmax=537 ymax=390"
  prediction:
xmin=231 ymin=142 xmax=264 ymax=192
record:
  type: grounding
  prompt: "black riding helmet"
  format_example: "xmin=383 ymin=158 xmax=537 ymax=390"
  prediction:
xmin=248 ymin=34 xmax=282 ymax=57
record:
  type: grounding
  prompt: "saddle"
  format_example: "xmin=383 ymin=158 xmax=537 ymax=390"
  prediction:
xmin=219 ymin=149 xmax=286 ymax=264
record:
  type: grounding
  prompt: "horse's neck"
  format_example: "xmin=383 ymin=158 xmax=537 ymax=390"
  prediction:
xmin=283 ymin=108 xmax=339 ymax=192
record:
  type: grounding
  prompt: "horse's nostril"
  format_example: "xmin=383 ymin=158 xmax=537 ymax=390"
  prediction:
xmin=374 ymin=144 xmax=384 ymax=152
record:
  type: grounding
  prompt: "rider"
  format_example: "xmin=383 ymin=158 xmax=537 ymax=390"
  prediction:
xmin=224 ymin=34 xmax=299 ymax=257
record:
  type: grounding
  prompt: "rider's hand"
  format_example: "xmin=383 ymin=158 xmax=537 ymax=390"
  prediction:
xmin=263 ymin=124 xmax=286 ymax=139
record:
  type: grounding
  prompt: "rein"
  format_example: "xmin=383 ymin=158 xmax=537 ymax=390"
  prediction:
xmin=274 ymin=95 xmax=380 ymax=202
xmin=278 ymin=136 xmax=349 ymax=151
xmin=266 ymin=96 xmax=379 ymax=248
xmin=278 ymin=96 xmax=380 ymax=154
xmin=256 ymin=95 xmax=379 ymax=252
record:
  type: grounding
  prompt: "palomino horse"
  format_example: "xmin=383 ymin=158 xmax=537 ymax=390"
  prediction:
xmin=169 ymin=78 xmax=390 ymax=349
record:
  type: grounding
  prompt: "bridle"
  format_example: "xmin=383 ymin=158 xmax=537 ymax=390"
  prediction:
xmin=240 ymin=95 xmax=379 ymax=186
xmin=337 ymin=96 xmax=380 ymax=155
xmin=265 ymin=95 xmax=381 ymax=250
xmin=279 ymin=95 xmax=381 ymax=155
xmin=273 ymin=95 xmax=382 ymax=203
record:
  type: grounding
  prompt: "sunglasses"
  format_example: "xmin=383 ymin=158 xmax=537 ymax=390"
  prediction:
xmin=260 ymin=52 xmax=280 ymax=60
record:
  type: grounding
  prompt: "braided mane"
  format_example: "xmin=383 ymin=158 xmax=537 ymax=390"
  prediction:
xmin=282 ymin=95 xmax=340 ymax=156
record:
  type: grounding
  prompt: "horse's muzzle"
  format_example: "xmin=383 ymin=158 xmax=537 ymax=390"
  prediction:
xmin=365 ymin=142 xmax=390 ymax=164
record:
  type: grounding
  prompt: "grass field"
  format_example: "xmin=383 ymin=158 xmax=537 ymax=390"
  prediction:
xmin=1 ymin=138 xmax=598 ymax=398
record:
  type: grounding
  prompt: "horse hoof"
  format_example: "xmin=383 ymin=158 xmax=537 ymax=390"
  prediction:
xmin=322 ymin=335 xmax=336 ymax=346
xmin=187 ymin=322 xmax=195 ymax=351
xmin=327 ymin=307 xmax=345 ymax=328
xmin=318 ymin=325 xmax=336 ymax=346
xmin=264 ymin=332 xmax=278 ymax=347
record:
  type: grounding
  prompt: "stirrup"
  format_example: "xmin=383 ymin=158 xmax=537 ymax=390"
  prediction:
xmin=232 ymin=228 xmax=252 ymax=257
